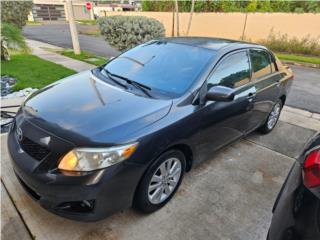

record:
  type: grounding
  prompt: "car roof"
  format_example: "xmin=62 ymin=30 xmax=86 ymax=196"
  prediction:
xmin=160 ymin=37 xmax=265 ymax=52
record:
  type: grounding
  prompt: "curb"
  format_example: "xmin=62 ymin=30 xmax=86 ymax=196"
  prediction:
xmin=281 ymin=106 xmax=320 ymax=131
xmin=282 ymin=60 xmax=320 ymax=69
xmin=283 ymin=106 xmax=320 ymax=121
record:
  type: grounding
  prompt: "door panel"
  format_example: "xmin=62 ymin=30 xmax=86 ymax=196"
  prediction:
xmin=232 ymin=84 xmax=258 ymax=132
xmin=191 ymin=51 xmax=255 ymax=163
xmin=191 ymin=99 xmax=248 ymax=163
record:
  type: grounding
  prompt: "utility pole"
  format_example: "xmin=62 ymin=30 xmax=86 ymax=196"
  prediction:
xmin=66 ymin=0 xmax=80 ymax=54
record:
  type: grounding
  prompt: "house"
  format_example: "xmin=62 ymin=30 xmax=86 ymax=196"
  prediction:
xmin=29 ymin=0 xmax=94 ymax=21
xmin=28 ymin=0 xmax=141 ymax=21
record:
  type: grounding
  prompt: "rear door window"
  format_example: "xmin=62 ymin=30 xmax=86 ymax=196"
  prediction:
xmin=250 ymin=49 xmax=272 ymax=79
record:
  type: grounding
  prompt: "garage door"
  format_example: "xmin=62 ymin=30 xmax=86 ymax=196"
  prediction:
xmin=32 ymin=4 xmax=65 ymax=21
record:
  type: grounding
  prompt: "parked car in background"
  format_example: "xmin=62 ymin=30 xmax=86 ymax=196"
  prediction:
xmin=268 ymin=132 xmax=320 ymax=240
xmin=8 ymin=37 xmax=293 ymax=221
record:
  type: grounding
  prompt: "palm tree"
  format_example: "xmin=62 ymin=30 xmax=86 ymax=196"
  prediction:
xmin=241 ymin=13 xmax=248 ymax=40
xmin=175 ymin=0 xmax=180 ymax=36
xmin=186 ymin=0 xmax=195 ymax=36
xmin=171 ymin=1 xmax=175 ymax=37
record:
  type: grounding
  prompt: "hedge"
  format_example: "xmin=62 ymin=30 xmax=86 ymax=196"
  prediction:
xmin=98 ymin=15 xmax=165 ymax=51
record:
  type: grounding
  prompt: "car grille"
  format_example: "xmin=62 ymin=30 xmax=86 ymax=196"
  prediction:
xmin=20 ymin=137 xmax=50 ymax=161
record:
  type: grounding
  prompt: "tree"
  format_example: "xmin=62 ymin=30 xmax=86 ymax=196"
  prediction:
xmin=186 ymin=0 xmax=195 ymax=36
xmin=257 ymin=0 xmax=272 ymax=12
xmin=270 ymin=0 xmax=290 ymax=12
xmin=171 ymin=1 xmax=175 ymax=37
xmin=1 ymin=1 xmax=33 ymax=29
xmin=175 ymin=0 xmax=180 ymax=36
xmin=246 ymin=0 xmax=258 ymax=12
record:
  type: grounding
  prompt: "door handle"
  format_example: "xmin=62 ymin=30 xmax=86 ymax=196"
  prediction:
xmin=247 ymin=92 xmax=256 ymax=98
xmin=247 ymin=92 xmax=256 ymax=102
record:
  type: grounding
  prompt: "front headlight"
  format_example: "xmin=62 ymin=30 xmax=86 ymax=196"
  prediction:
xmin=58 ymin=143 xmax=138 ymax=172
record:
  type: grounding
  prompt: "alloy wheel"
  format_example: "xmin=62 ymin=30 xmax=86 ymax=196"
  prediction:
xmin=148 ymin=157 xmax=182 ymax=204
xmin=267 ymin=102 xmax=281 ymax=130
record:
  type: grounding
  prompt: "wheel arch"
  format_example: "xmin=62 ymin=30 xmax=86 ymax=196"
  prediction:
xmin=166 ymin=143 xmax=193 ymax=172
xmin=279 ymin=94 xmax=286 ymax=107
xmin=132 ymin=143 xmax=194 ymax=208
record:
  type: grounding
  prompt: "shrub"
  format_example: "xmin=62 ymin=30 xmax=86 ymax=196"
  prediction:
xmin=1 ymin=1 xmax=33 ymax=28
xmin=98 ymin=15 xmax=165 ymax=51
xmin=1 ymin=23 xmax=29 ymax=54
xmin=258 ymin=30 xmax=320 ymax=56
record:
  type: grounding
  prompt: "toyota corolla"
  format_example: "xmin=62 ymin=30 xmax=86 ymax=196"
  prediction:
xmin=8 ymin=38 xmax=293 ymax=221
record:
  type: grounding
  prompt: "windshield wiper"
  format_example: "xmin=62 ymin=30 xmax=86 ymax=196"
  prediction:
xmin=102 ymin=69 xmax=127 ymax=89
xmin=105 ymin=71 xmax=153 ymax=98
xmin=126 ymin=80 xmax=153 ymax=98
xmin=117 ymin=56 xmax=145 ymax=66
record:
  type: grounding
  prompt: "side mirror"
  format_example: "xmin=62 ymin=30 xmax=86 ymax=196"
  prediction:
xmin=206 ymin=86 xmax=235 ymax=102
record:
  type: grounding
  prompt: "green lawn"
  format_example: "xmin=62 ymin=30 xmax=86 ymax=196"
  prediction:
xmin=26 ymin=21 xmax=42 ymax=26
xmin=77 ymin=20 xmax=97 ymax=25
xmin=61 ymin=50 xmax=107 ymax=66
xmin=78 ymin=29 xmax=101 ymax=36
xmin=1 ymin=54 xmax=76 ymax=91
xmin=276 ymin=53 xmax=320 ymax=65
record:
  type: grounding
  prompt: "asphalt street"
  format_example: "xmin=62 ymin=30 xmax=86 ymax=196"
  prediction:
xmin=23 ymin=23 xmax=320 ymax=113
xmin=286 ymin=65 xmax=320 ymax=113
xmin=23 ymin=23 xmax=120 ymax=57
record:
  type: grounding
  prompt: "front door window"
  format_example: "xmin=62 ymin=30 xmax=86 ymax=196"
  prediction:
xmin=207 ymin=51 xmax=251 ymax=89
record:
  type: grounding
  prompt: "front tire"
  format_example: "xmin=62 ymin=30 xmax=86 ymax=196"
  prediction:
xmin=259 ymin=100 xmax=282 ymax=134
xmin=133 ymin=150 xmax=186 ymax=213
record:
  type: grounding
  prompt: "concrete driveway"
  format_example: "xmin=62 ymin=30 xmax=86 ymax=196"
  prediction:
xmin=1 ymin=120 xmax=317 ymax=240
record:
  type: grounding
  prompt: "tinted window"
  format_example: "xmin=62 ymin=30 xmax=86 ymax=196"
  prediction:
xmin=207 ymin=51 xmax=250 ymax=89
xmin=104 ymin=41 xmax=214 ymax=97
xmin=250 ymin=49 xmax=272 ymax=79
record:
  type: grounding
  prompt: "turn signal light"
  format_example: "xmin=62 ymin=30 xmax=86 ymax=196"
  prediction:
xmin=303 ymin=149 xmax=320 ymax=188
xmin=58 ymin=151 xmax=78 ymax=171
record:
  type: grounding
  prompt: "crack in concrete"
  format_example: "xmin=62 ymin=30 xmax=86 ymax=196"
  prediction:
xmin=1 ymin=179 xmax=34 ymax=240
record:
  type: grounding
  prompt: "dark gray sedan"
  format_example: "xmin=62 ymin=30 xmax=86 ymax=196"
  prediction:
xmin=8 ymin=37 xmax=293 ymax=221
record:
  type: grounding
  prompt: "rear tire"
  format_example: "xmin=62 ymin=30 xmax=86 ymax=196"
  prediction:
xmin=133 ymin=150 xmax=186 ymax=213
xmin=259 ymin=99 xmax=282 ymax=134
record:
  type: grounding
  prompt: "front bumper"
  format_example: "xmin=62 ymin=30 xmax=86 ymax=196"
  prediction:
xmin=7 ymin=126 xmax=145 ymax=221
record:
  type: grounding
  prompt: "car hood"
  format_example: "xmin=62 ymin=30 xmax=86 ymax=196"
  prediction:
xmin=22 ymin=71 xmax=172 ymax=145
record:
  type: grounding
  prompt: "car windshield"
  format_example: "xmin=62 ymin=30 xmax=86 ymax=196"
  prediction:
xmin=103 ymin=40 xmax=214 ymax=97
